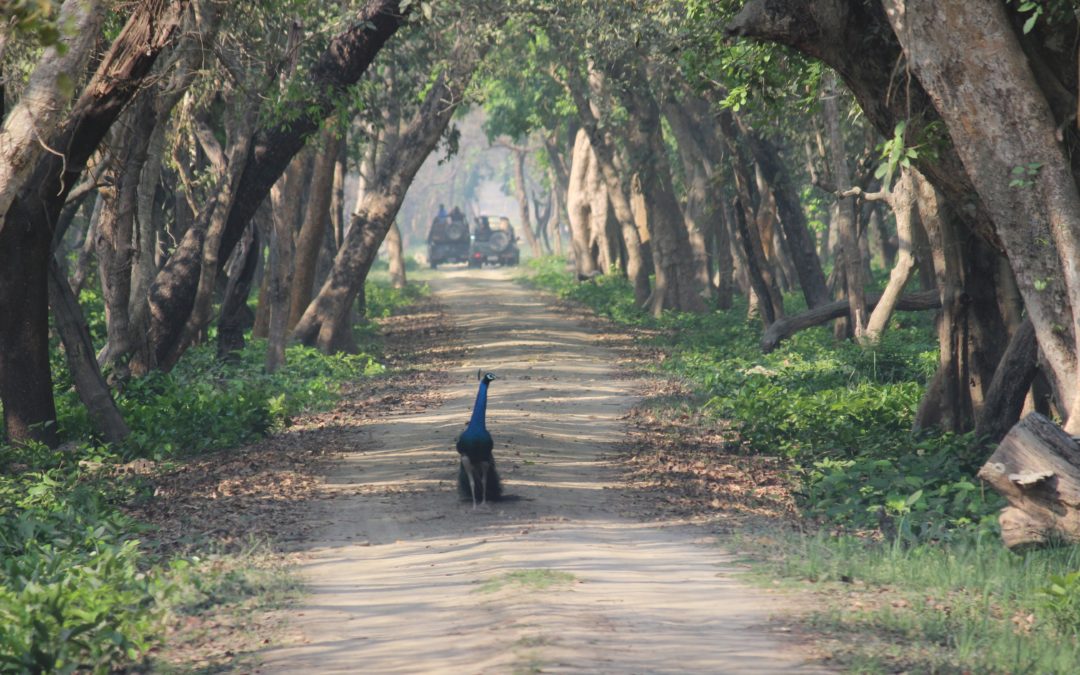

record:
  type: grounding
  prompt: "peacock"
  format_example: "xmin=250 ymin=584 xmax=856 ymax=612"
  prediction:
xmin=456 ymin=370 xmax=503 ymax=508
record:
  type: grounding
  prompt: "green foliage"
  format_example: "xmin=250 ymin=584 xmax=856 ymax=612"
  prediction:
xmin=0 ymin=443 xmax=169 ymax=672
xmin=1009 ymin=162 xmax=1043 ymax=189
xmin=100 ymin=340 xmax=382 ymax=460
xmin=3 ymin=0 xmax=66 ymax=50
xmin=1037 ymin=570 xmax=1080 ymax=635
xmin=523 ymin=257 xmax=998 ymax=538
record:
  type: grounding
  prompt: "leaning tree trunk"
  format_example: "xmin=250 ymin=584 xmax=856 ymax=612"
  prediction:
xmin=47 ymin=258 xmax=130 ymax=444
xmin=293 ymin=47 xmax=485 ymax=353
xmin=0 ymin=0 xmax=189 ymax=446
xmin=289 ymin=125 xmax=343 ymax=329
xmin=141 ymin=0 xmax=409 ymax=366
xmin=0 ymin=0 xmax=106 ymax=228
xmin=216 ymin=223 xmax=260 ymax=358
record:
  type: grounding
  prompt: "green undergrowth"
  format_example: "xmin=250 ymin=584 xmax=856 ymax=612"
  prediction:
xmin=523 ymin=257 xmax=1080 ymax=672
xmin=740 ymin=529 xmax=1080 ymax=672
xmin=0 ymin=279 xmax=426 ymax=672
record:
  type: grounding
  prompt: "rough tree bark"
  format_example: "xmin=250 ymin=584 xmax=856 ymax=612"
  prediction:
xmin=0 ymin=0 xmax=189 ymax=445
xmin=266 ymin=148 xmax=310 ymax=372
xmin=0 ymin=0 xmax=107 ymax=232
xmin=47 ymin=258 xmax=130 ymax=444
xmin=564 ymin=70 xmax=649 ymax=301
xmin=566 ymin=129 xmax=599 ymax=278
xmin=289 ymin=125 xmax=344 ymax=329
xmin=385 ymin=222 xmax=407 ymax=289
xmin=612 ymin=63 xmax=704 ymax=315
xmin=822 ymin=71 xmax=868 ymax=338
xmin=881 ymin=0 xmax=1080 ymax=431
xmin=978 ymin=413 xmax=1080 ymax=549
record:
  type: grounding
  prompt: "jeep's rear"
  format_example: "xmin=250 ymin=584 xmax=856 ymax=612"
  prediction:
xmin=427 ymin=214 xmax=470 ymax=268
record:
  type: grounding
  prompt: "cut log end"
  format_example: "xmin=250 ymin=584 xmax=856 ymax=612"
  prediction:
xmin=979 ymin=412 xmax=1080 ymax=549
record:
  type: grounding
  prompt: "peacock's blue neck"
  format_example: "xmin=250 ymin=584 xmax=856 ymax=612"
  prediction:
xmin=467 ymin=380 xmax=490 ymax=431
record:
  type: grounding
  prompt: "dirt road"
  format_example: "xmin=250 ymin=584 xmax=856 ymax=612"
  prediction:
xmin=256 ymin=268 xmax=827 ymax=674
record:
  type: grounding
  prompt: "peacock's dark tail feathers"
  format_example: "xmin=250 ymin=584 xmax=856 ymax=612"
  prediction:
xmin=458 ymin=459 xmax=503 ymax=502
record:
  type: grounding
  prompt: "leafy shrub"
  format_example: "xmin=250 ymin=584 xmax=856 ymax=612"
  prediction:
xmin=0 ymin=443 xmax=169 ymax=672
xmin=1038 ymin=570 xmax=1080 ymax=636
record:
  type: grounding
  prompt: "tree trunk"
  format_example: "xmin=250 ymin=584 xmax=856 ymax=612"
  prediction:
xmin=732 ymin=196 xmax=782 ymax=326
xmin=289 ymin=125 xmax=344 ymax=329
xmin=613 ymin=65 xmax=704 ymax=315
xmin=975 ymin=319 xmax=1039 ymax=444
xmin=822 ymin=71 xmax=868 ymax=338
xmin=386 ymin=221 xmax=407 ymax=289
xmin=0 ymin=0 xmax=189 ymax=445
xmin=95 ymin=95 xmax=156 ymax=378
xmin=565 ymin=67 xmax=649 ymax=303
xmin=266 ymin=148 xmax=308 ymax=372
xmin=761 ymin=290 xmax=942 ymax=352
xmin=0 ymin=0 xmax=106 ymax=229
xmin=47 ymin=258 xmax=130 ymax=444
xmin=141 ymin=1 xmax=409 ymax=364
xmin=566 ymin=129 xmax=599 ymax=278
xmin=0 ymin=200 xmax=58 ymax=446
xmin=729 ymin=151 xmax=785 ymax=323
xmin=858 ymin=169 xmax=919 ymax=342
xmin=663 ymin=101 xmax=716 ymax=298
xmin=217 ymin=223 xmax=260 ymax=359
xmin=510 ymin=146 xmax=542 ymax=257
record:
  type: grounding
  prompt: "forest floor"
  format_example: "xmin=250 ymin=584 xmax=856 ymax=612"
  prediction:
xmin=228 ymin=267 xmax=832 ymax=673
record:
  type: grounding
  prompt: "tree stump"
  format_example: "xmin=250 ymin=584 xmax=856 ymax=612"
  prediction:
xmin=977 ymin=412 xmax=1080 ymax=549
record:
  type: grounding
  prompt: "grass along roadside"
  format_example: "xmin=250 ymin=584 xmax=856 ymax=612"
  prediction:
xmin=1 ymin=277 xmax=431 ymax=672
xmin=520 ymin=256 xmax=1080 ymax=673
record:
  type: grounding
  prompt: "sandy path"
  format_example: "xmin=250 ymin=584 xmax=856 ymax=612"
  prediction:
xmin=255 ymin=268 xmax=827 ymax=674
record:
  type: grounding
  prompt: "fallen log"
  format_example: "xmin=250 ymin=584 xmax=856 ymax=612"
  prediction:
xmin=978 ymin=412 xmax=1080 ymax=550
xmin=760 ymin=290 xmax=941 ymax=352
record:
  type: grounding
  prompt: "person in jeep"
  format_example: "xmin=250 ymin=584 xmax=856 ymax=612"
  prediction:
xmin=427 ymin=205 xmax=470 ymax=268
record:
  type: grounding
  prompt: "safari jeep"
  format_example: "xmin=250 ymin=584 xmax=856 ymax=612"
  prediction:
xmin=427 ymin=212 xmax=470 ymax=268
xmin=468 ymin=216 xmax=521 ymax=268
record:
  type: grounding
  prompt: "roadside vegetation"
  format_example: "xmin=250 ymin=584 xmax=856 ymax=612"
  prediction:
xmin=524 ymin=256 xmax=1080 ymax=672
xmin=0 ymin=276 xmax=425 ymax=672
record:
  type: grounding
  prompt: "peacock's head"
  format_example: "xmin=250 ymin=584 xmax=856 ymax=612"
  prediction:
xmin=476 ymin=369 xmax=498 ymax=383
